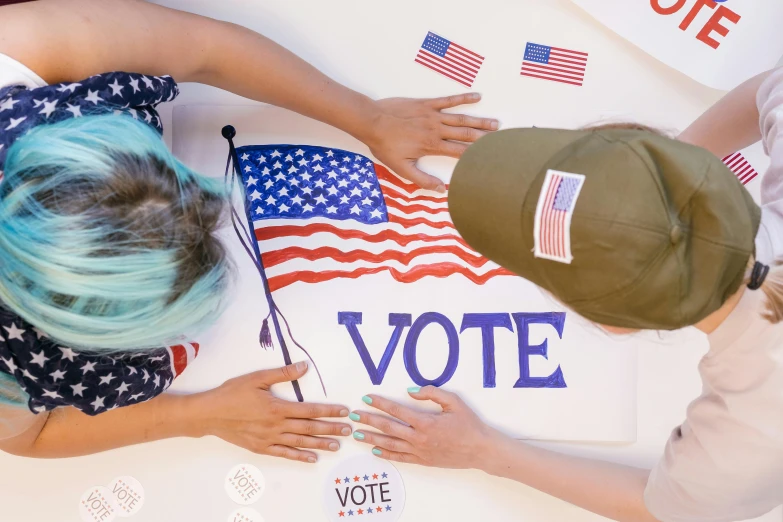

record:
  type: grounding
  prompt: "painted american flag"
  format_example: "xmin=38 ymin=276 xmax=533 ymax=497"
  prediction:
xmin=521 ymin=42 xmax=588 ymax=87
xmin=236 ymin=145 xmax=513 ymax=292
xmin=415 ymin=32 xmax=485 ymax=88
xmin=534 ymin=170 xmax=585 ymax=264
xmin=722 ymin=151 xmax=759 ymax=185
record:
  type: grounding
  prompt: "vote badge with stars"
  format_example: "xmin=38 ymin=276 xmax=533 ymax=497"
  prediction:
xmin=323 ymin=455 xmax=405 ymax=522
xmin=225 ymin=463 xmax=266 ymax=505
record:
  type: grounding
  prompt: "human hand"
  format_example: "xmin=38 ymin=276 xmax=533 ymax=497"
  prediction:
xmin=191 ymin=362 xmax=351 ymax=463
xmin=350 ymin=386 xmax=503 ymax=468
xmin=365 ymin=94 xmax=499 ymax=191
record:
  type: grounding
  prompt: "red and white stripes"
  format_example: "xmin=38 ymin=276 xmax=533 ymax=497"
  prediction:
xmin=723 ymin=152 xmax=759 ymax=185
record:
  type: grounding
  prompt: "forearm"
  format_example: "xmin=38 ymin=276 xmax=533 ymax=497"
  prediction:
xmin=678 ymin=70 xmax=773 ymax=158
xmin=192 ymin=22 xmax=380 ymax=142
xmin=480 ymin=434 xmax=658 ymax=522
xmin=0 ymin=393 xmax=202 ymax=458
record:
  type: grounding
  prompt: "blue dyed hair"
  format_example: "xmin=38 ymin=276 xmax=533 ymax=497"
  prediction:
xmin=0 ymin=114 xmax=231 ymax=354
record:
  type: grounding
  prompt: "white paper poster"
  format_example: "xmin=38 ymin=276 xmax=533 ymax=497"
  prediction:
xmin=569 ymin=0 xmax=783 ymax=90
xmin=172 ymin=105 xmax=642 ymax=443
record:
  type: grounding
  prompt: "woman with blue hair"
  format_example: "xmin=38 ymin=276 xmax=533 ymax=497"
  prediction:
xmin=0 ymin=0 xmax=497 ymax=461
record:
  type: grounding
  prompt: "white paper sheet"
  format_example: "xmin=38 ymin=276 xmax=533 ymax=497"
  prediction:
xmin=570 ymin=0 xmax=783 ymax=90
xmin=172 ymin=104 xmax=642 ymax=442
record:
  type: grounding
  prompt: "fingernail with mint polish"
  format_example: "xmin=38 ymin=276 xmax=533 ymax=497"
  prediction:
xmin=353 ymin=432 xmax=365 ymax=441
xmin=407 ymin=387 xmax=421 ymax=394
xmin=362 ymin=396 xmax=373 ymax=405
xmin=372 ymin=448 xmax=382 ymax=456
xmin=349 ymin=412 xmax=361 ymax=422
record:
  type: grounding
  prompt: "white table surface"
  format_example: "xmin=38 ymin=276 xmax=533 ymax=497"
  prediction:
xmin=0 ymin=1 xmax=780 ymax=521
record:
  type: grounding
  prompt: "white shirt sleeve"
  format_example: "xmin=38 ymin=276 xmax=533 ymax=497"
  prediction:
xmin=643 ymin=409 xmax=780 ymax=522
xmin=0 ymin=52 xmax=46 ymax=91
xmin=644 ymin=289 xmax=783 ymax=522
xmin=757 ymin=67 xmax=783 ymax=206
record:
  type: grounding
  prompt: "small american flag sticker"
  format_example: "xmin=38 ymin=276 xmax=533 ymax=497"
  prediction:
xmin=521 ymin=42 xmax=588 ymax=87
xmin=534 ymin=170 xmax=585 ymax=264
xmin=415 ymin=31 xmax=485 ymax=88
xmin=722 ymin=151 xmax=759 ymax=185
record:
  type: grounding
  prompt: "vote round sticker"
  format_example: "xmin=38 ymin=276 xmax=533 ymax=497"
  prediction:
xmin=225 ymin=463 xmax=266 ymax=505
xmin=79 ymin=486 xmax=119 ymax=522
xmin=226 ymin=507 xmax=265 ymax=522
xmin=107 ymin=476 xmax=145 ymax=517
xmin=323 ymin=455 xmax=406 ymax=522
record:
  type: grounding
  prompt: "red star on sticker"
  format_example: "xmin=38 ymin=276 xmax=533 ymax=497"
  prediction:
xmin=357 ymin=509 xmax=364 ymax=515
xmin=335 ymin=478 xmax=342 ymax=484
xmin=376 ymin=507 xmax=382 ymax=513
xmin=353 ymin=475 xmax=360 ymax=482
xmin=372 ymin=473 xmax=378 ymax=480
xmin=339 ymin=511 xmax=345 ymax=517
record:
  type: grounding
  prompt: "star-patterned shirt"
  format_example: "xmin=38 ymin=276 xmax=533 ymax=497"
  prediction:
xmin=0 ymin=72 xmax=195 ymax=415
xmin=0 ymin=307 xmax=189 ymax=415
xmin=0 ymin=71 xmax=177 ymax=175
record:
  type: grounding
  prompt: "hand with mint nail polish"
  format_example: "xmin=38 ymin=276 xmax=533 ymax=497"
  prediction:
xmin=349 ymin=387 xmax=500 ymax=469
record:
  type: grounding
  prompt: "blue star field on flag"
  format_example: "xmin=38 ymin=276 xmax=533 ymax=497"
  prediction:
xmin=237 ymin=145 xmax=388 ymax=225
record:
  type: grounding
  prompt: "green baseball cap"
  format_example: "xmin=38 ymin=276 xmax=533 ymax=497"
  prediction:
xmin=448 ymin=127 xmax=761 ymax=330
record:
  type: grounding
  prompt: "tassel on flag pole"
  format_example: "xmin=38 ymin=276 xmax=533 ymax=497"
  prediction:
xmin=259 ymin=314 xmax=273 ymax=349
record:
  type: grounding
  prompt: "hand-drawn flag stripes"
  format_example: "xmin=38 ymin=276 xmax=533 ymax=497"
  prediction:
xmin=415 ymin=32 xmax=484 ymax=88
xmin=722 ymin=152 xmax=759 ymax=185
xmin=521 ymin=42 xmax=588 ymax=87
xmin=237 ymin=145 xmax=513 ymax=292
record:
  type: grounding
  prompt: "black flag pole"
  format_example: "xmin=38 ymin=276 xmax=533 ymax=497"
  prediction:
xmin=222 ymin=125 xmax=304 ymax=402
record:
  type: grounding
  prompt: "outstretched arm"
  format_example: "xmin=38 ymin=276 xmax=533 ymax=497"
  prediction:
xmin=1 ymin=363 xmax=352 ymax=462
xmin=0 ymin=0 xmax=498 ymax=190
xmin=678 ymin=70 xmax=773 ymax=157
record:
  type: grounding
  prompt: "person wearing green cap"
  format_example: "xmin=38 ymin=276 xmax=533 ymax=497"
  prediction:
xmin=350 ymin=68 xmax=783 ymax=522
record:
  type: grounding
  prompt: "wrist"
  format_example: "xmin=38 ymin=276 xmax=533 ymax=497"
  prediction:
xmin=475 ymin=429 xmax=520 ymax=476
xmin=170 ymin=393 xmax=212 ymax=439
xmin=473 ymin=428 xmax=514 ymax=475
xmin=347 ymin=96 xmax=383 ymax=146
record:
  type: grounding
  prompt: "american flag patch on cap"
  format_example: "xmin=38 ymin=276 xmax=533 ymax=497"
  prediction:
xmin=533 ymin=170 xmax=585 ymax=264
